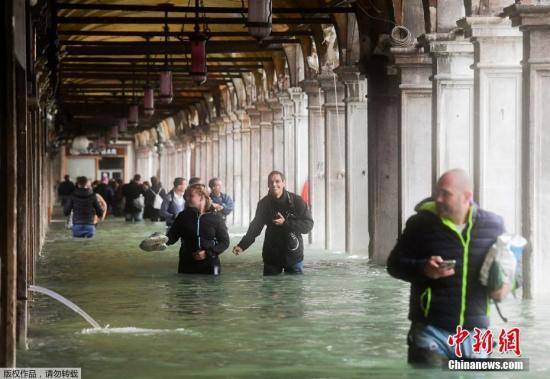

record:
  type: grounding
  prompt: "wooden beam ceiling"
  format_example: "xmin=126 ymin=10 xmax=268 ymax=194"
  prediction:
xmin=56 ymin=3 xmax=355 ymax=14
xmin=54 ymin=1 xmax=354 ymax=133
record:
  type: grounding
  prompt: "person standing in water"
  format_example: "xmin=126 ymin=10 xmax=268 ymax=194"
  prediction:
xmin=63 ymin=176 xmax=104 ymax=238
xmin=233 ymin=171 xmax=314 ymax=275
xmin=387 ymin=169 xmax=508 ymax=366
xmin=208 ymin=177 xmax=234 ymax=222
xmin=167 ymin=184 xmax=230 ymax=275
xmin=160 ymin=177 xmax=187 ymax=229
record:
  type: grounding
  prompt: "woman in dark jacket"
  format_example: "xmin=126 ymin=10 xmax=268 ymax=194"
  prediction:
xmin=167 ymin=184 xmax=230 ymax=275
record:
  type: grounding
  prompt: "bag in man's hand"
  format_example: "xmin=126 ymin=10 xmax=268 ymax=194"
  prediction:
xmin=153 ymin=192 xmax=163 ymax=210
xmin=132 ymin=194 xmax=145 ymax=211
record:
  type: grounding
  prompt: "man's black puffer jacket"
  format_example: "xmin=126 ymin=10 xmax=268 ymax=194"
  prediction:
xmin=64 ymin=187 xmax=104 ymax=225
xmin=238 ymin=190 xmax=314 ymax=267
xmin=387 ymin=201 xmax=504 ymax=332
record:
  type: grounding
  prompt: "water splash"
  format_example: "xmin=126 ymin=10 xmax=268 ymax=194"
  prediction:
xmin=28 ymin=285 xmax=101 ymax=329
xmin=80 ymin=326 xmax=199 ymax=336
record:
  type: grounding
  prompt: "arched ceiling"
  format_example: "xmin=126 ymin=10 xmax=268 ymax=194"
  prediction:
xmin=52 ymin=0 xmax=397 ymax=136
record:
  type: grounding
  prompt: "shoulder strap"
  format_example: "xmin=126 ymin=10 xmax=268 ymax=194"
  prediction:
xmin=287 ymin=191 xmax=296 ymax=212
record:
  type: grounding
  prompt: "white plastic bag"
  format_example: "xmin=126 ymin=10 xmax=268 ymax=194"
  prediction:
xmin=480 ymin=233 xmax=518 ymax=289
xmin=153 ymin=192 xmax=163 ymax=210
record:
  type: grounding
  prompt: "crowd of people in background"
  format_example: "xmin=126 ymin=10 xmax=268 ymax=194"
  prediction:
xmin=56 ymin=173 xmax=235 ymax=238
xmin=56 ymin=170 xmax=314 ymax=278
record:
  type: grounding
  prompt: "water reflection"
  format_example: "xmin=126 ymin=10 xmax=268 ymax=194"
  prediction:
xmin=258 ymin=276 xmax=306 ymax=320
xmin=17 ymin=214 xmax=550 ymax=378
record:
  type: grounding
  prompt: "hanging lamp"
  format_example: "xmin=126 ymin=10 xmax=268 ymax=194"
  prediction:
xmin=143 ymin=42 xmax=155 ymax=116
xmin=110 ymin=124 xmax=119 ymax=141
xmin=119 ymin=80 xmax=128 ymax=133
xmin=247 ymin=0 xmax=272 ymax=40
xmin=118 ymin=117 xmax=128 ymax=133
xmin=159 ymin=9 xmax=174 ymax=104
xmin=128 ymin=64 xmax=139 ymax=127
xmin=189 ymin=0 xmax=208 ymax=85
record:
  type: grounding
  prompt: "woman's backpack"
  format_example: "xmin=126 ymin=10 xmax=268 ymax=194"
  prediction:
xmin=151 ymin=189 xmax=163 ymax=210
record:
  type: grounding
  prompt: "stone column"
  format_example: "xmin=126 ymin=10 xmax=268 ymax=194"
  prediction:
xmin=392 ymin=46 xmax=433 ymax=227
xmin=279 ymin=91 xmax=296 ymax=191
xmin=420 ymin=32 xmax=475 ymax=183
xmin=193 ymin=136 xmax=201 ymax=177
xmin=290 ymin=87 xmax=309 ymax=198
xmin=367 ymin=58 xmax=400 ymax=264
xmin=459 ymin=16 xmax=523 ymax=235
xmin=336 ymin=66 xmax=369 ymax=254
xmin=157 ymin=144 xmax=166 ymax=184
xmin=217 ymin=120 xmax=227 ymax=188
xmin=320 ymin=73 xmax=346 ymax=252
xmin=201 ymin=134 xmax=208 ymax=183
xmin=224 ymin=115 xmax=234 ymax=225
xmin=258 ymin=102 xmax=274 ymax=198
xmin=211 ymin=127 xmax=220 ymax=179
xmin=238 ymin=110 xmax=251 ymax=226
xmin=205 ymin=134 xmax=212 ymax=182
xmin=269 ymin=98 xmax=285 ymax=174
xmin=300 ymin=79 xmax=326 ymax=247
xmin=183 ymin=138 xmax=192 ymax=180
xmin=232 ymin=114 xmax=242 ymax=226
xmin=504 ymin=2 xmax=550 ymax=298
xmin=248 ymin=106 xmax=262 ymax=218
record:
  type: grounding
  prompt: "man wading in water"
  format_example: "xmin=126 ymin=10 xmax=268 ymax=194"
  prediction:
xmin=387 ymin=169 xmax=510 ymax=366
xmin=233 ymin=171 xmax=314 ymax=275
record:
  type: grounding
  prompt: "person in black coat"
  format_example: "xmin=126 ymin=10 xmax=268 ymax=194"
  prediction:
xmin=94 ymin=178 xmax=115 ymax=215
xmin=63 ymin=176 xmax=104 ymax=238
xmin=387 ymin=169 xmax=508 ymax=366
xmin=58 ymin=175 xmax=75 ymax=206
xmin=233 ymin=171 xmax=314 ymax=275
xmin=167 ymin=184 xmax=229 ymax=275
xmin=122 ymin=174 xmax=145 ymax=222
xmin=144 ymin=176 xmax=166 ymax=222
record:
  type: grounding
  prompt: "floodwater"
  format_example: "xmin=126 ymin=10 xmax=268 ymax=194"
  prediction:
xmin=17 ymin=211 xmax=550 ymax=378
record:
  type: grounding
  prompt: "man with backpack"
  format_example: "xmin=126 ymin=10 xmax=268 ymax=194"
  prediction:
xmin=144 ymin=176 xmax=166 ymax=221
xmin=63 ymin=176 xmax=104 ymax=238
xmin=233 ymin=171 xmax=314 ymax=275
xmin=122 ymin=174 xmax=145 ymax=222
xmin=160 ymin=177 xmax=187 ymax=229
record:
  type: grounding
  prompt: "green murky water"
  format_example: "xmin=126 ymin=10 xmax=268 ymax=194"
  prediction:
xmin=17 ymin=210 xmax=550 ymax=378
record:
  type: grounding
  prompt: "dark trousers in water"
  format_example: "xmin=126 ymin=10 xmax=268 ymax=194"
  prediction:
xmin=125 ymin=211 xmax=143 ymax=222
xmin=178 ymin=254 xmax=220 ymax=275
xmin=263 ymin=261 xmax=303 ymax=276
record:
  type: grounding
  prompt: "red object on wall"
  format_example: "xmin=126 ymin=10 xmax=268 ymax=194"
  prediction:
xmin=301 ymin=180 xmax=309 ymax=205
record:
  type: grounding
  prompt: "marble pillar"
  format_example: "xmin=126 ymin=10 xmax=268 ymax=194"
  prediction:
xmin=392 ymin=47 xmax=433 ymax=227
xmin=320 ymin=73 xmax=347 ymax=252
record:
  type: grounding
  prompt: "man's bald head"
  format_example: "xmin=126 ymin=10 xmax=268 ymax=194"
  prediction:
xmin=435 ymin=169 xmax=473 ymax=223
xmin=437 ymin=169 xmax=473 ymax=193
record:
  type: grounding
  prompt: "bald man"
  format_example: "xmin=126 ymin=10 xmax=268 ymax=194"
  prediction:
xmin=387 ymin=169 xmax=507 ymax=366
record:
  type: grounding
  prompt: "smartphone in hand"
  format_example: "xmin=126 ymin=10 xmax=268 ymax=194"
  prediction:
xmin=439 ymin=259 xmax=456 ymax=270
